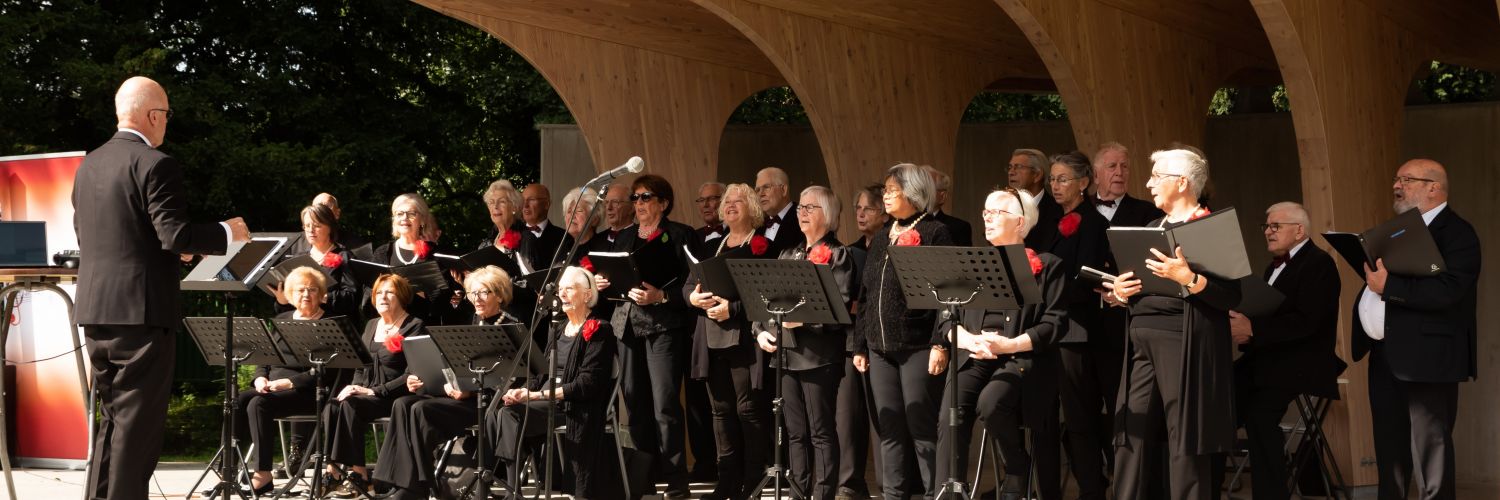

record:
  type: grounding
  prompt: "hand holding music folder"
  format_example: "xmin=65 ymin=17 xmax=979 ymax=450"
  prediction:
xmin=347 ymin=258 xmax=447 ymax=296
xmin=687 ymin=244 xmax=750 ymax=301
xmin=433 ymin=245 xmax=524 ymax=278
xmin=1106 ymin=207 xmax=1253 ymax=298
xmin=587 ymin=251 xmax=642 ymax=301
xmin=1321 ymin=208 xmax=1445 ymax=280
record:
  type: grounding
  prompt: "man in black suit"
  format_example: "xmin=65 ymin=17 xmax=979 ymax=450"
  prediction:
xmin=1353 ymin=159 xmax=1480 ymax=500
xmin=1222 ymin=201 xmax=1343 ymax=499
xmin=687 ymin=179 xmax=726 ymax=481
xmin=1009 ymin=148 xmax=1060 ymax=219
xmin=922 ymin=165 xmax=973 ymax=245
xmin=73 ymin=76 xmax=250 ymax=500
xmin=1091 ymin=142 xmax=1164 ymax=228
xmin=755 ymin=166 xmax=805 ymax=253
xmin=694 ymin=181 xmax=727 ymax=241
xmin=521 ymin=182 xmax=567 ymax=266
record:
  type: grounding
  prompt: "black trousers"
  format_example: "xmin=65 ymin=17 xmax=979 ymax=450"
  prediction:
xmin=1112 ymin=327 xmax=1214 ymax=500
xmin=85 ymin=325 xmax=176 ymax=500
xmin=490 ymin=400 xmax=553 ymax=488
xmin=836 ymin=355 xmax=874 ymax=495
xmin=705 ymin=345 xmax=769 ymax=495
xmin=1057 ymin=343 xmax=1120 ymax=499
xmin=783 ymin=363 xmax=841 ymax=500
xmin=1228 ymin=381 xmax=1298 ymax=500
xmin=866 ymin=348 xmax=942 ymax=500
xmin=233 ymin=387 xmax=316 ymax=471
xmin=619 ymin=331 xmax=691 ymax=492
xmin=327 ymin=393 xmax=397 ymax=467
xmin=685 ymin=376 xmax=718 ymax=479
xmin=1368 ymin=344 xmax=1459 ymax=500
xmin=933 ymin=356 xmax=1061 ymax=500
xmin=371 ymin=395 xmax=476 ymax=492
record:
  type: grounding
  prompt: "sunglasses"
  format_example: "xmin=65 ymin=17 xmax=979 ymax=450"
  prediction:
xmin=630 ymin=192 xmax=659 ymax=202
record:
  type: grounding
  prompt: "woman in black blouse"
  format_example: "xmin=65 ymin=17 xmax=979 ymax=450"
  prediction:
xmin=373 ymin=193 xmax=465 ymax=325
xmin=850 ymin=183 xmax=888 ymax=253
xmin=1104 ymin=148 xmax=1240 ymax=500
xmin=933 ymin=187 xmax=1069 ymax=500
xmin=320 ymin=274 xmax=424 ymax=496
xmin=271 ymin=204 xmax=360 ymax=319
xmin=754 ymin=185 xmax=856 ymax=500
xmin=853 ymin=163 xmax=954 ymax=500
xmin=684 ymin=183 xmax=774 ymax=499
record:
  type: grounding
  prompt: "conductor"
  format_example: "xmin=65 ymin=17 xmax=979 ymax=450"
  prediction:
xmin=73 ymin=76 xmax=250 ymax=500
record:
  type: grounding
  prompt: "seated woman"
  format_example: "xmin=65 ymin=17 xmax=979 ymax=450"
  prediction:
xmin=372 ymin=265 xmax=517 ymax=500
xmin=234 ymin=266 xmax=345 ymax=495
xmin=492 ymin=266 xmax=619 ymax=500
xmin=319 ymin=274 xmax=426 ymax=498
xmin=932 ymin=187 xmax=1068 ymax=500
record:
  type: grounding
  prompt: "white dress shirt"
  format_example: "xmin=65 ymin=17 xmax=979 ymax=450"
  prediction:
xmin=1267 ymin=238 xmax=1308 ymax=286
xmin=1095 ymin=196 xmax=1120 ymax=221
xmin=765 ymin=202 xmax=793 ymax=241
xmin=1359 ymin=202 xmax=1447 ymax=341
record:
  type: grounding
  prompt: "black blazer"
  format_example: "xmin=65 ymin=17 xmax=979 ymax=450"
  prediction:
xmin=752 ymin=233 xmax=857 ymax=371
xmin=941 ymin=250 xmax=1070 ymax=368
xmin=523 ymin=221 xmax=568 ymax=269
xmin=1030 ymin=202 xmax=1112 ymax=344
xmin=1236 ymin=243 xmax=1344 ymax=398
xmin=73 ymin=132 xmax=229 ymax=328
xmin=349 ymin=314 xmax=426 ymax=399
xmin=1351 ymin=207 xmax=1480 ymax=383
xmin=1105 ymin=194 xmax=1165 ymax=228
xmin=606 ymin=219 xmax=697 ymax=338
xmin=764 ymin=202 xmax=806 ymax=255
xmin=932 ymin=210 xmax=973 ymax=246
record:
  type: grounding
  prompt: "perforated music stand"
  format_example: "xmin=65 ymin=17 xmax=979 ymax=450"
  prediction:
xmin=267 ymin=317 xmax=371 ymax=500
xmin=182 ymin=317 xmax=283 ymax=498
xmin=427 ymin=323 xmax=539 ymax=499
xmin=727 ymin=259 xmax=848 ymax=500
xmin=886 ymin=244 xmax=1038 ymax=500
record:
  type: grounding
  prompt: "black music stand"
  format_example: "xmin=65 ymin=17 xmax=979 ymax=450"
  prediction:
xmin=183 ymin=317 xmax=285 ymax=499
xmin=886 ymin=245 xmax=1037 ymax=500
xmin=267 ymin=317 xmax=370 ymax=500
xmin=181 ymin=234 xmax=296 ymax=500
xmin=727 ymin=259 xmax=850 ymax=500
xmin=427 ymin=323 xmax=539 ymax=500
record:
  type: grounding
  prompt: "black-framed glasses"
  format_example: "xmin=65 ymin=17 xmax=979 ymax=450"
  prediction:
xmin=694 ymin=195 xmax=722 ymax=204
xmin=465 ymin=289 xmax=493 ymax=301
xmin=150 ymin=108 xmax=173 ymax=120
xmin=1393 ymin=175 xmax=1436 ymax=185
xmin=629 ymin=192 xmax=658 ymax=203
xmin=392 ymin=210 xmax=420 ymax=220
xmin=796 ymin=204 xmax=823 ymax=214
xmin=1260 ymin=222 xmax=1302 ymax=233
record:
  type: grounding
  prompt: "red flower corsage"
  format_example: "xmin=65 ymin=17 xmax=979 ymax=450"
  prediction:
xmin=645 ymin=228 xmax=664 ymax=243
xmin=895 ymin=230 xmax=921 ymax=247
xmin=579 ymin=256 xmax=595 ymax=273
xmin=580 ymin=319 xmax=601 ymax=341
xmin=1025 ymin=248 xmax=1044 ymax=276
xmin=413 ymin=240 xmax=432 ymax=259
xmin=1188 ymin=206 xmax=1210 ymax=221
xmin=1058 ymin=212 xmax=1081 ymax=238
xmin=498 ymin=230 xmax=521 ymax=250
xmin=383 ymin=333 xmax=405 ymax=354
xmin=749 ymin=235 xmax=770 ymax=256
xmin=807 ymin=244 xmax=832 ymax=265
xmin=320 ymin=251 xmax=344 ymax=269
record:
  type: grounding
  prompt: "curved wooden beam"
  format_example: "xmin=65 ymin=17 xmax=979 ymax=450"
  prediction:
xmin=689 ymin=0 xmax=1034 ymax=241
xmin=1250 ymin=0 xmax=1433 ymax=486
xmin=415 ymin=1 xmax=781 ymax=198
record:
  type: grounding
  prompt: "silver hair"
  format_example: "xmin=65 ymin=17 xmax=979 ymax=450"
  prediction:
xmin=920 ymin=165 xmax=951 ymax=190
xmin=1011 ymin=148 xmax=1048 ymax=173
xmin=483 ymin=179 xmax=522 ymax=210
xmin=1092 ymin=142 xmax=1128 ymax=166
xmin=755 ymin=167 xmax=789 ymax=187
xmin=561 ymin=186 xmax=598 ymax=224
xmin=719 ymin=183 xmax=766 ymax=229
xmin=798 ymin=185 xmax=842 ymax=233
xmin=1266 ymin=201 xmax=1311 ymax=227
xmin=561 ymin=266 xmax=599 ymax=308
xmin=390 ymin=192 xmax=441 ymax=241
xmin=1149 ymin=148 xmax=1210 ymax=199
xmin=985 ymin=188 xmax=1041 ymax=235
xmin=886 ymin=163 xmax=936 ymax=213
xmin=698 ymin=181 xmax=726 ymax=192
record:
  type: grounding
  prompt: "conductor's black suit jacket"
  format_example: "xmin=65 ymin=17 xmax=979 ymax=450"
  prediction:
xmin=73 ymin=131 xmax=229 ymax=328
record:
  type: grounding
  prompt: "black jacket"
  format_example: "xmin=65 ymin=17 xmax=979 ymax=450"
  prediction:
xmin=1236 ymin=243 xmax=1344 ymax=398
xmin=1351 ymin=206 xmax=1480 ymax=383
xmin=371 ymin=240 xmax=469 ymax=326
xmin=1030 ymin=201 xmax=1112 ymax=344
xmin=271 ymin=244 xmax=362 ymax=321
xmin=939 ymin=249 xmax=1070 ymax=369
xmin=764 ymin=201 xmax=807 ymax=255
xmin=73 ymin=131 xmax=229 ymax=327
xmin=752 ymin=233 xmax=858 ymax=371
xmin=525 ymin=319 xmax=618 ymax=498
xmin=523 ymin=221 xmax=568 ymax=270
xmin=349 ymin=314 xmax=426 ymax=399
xmin=1104 ymin=194 xmax=1164 ymax=228
xmin=854 ymin=213 xmax=954 ymax=353
xmin=932 ymin=210 xmax=973 ymax=246
xmin=607 ymin=219 xmax=697 ymax=337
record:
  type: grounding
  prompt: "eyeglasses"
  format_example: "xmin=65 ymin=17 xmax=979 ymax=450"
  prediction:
xmin=289 ymin=286 xmax=319 ymax=296
xmin=1260 ymin=222 xmax=1302 ymax=233
xmin=1393 ymin=175 xmax=1436 ymax=185
xmin=856 ymin=205 xmax=882 ymax=214
xmin=150 ymin=108 xmax=174 ymax=120
xmin=981 ymin=208 xmax=1023 ymax=221
xmin=881 ymin=186 xmax=903 ymax=196
xmin=694 ymin=195 xmax=722 ymax=204
xmin=796 ymin=204 xmax=823 ymax=214
xmin=1147 ymin=172 xmax=1185 ymax=183
xmin=755 ymin=184 xmax=783 ymax=194
xmin=1048 ymin=175 xmax=1079 ymax=185
xmin=465 ymin=289 xmax=493 ymax=301
xmin=629 ymin=192 xmax=659 ymax=203
xmin=485 ymin=199 xmax=511 ymax=209
xmin=392 ymin=210 xmax=420 ymax=220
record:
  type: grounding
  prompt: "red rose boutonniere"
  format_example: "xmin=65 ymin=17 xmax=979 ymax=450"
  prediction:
xmin=807 ymin=244 xmax=832 ymax=265
xmin=645 ymin=228 xmax=664 ymax=243
xmin=895 ymin=230 xmax=921 ymax=247
xmin=581 ymin=319 xmax=601 ymax=341
xmin=320 ymin=251 xmax=344 ymax=269
xmin=1025 ymin=248 xmax=1044 ymax=276
xmin=1058 ymin=212 xmax=1082 ymax=238
xmin=579 ymin=256 xmax=595 ymax=273
xmin=383 ymin=333 xmax=405 ymax=354
xmin=498 ymin=230 xmax=521 ymax=251
xmin=413 ymin=240 xmax=432 ymax=260
xmin=749 ymin=235 xmax=770 ymax=256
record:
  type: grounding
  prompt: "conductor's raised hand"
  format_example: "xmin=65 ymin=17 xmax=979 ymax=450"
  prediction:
xmin=224 ymin=217 xmax=250 ymax=242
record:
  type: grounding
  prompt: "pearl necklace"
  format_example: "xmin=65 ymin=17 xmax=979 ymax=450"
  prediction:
xmin=889 ymin=212 xmax=928 ymax=241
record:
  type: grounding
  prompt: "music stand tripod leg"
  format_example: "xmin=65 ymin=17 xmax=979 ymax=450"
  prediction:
xmin=747 ymin=309 xmax=807 ymax=500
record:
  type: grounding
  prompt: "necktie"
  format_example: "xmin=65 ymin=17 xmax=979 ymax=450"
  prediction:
xmin=1095 ymin=197 xmax=1117 ymax=208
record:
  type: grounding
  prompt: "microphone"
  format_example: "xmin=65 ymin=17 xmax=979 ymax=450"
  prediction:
xmin=584 ymin=156 xmax=644 ymax=188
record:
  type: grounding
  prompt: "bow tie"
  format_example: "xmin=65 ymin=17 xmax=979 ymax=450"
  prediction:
xmin=707 ymin=224 xmax=726 ymax=235
xmin=528 ymin=225 xmax=541 ymax=233
xmin=1270 ymin=253 xmax=1291 ymax=268
xmin=766 ymin=215 xmax=781 ymax=226
xmin=606 ymin=229 xmax=620 ymax=241
xmin=1095 ymin=197 xmax=1117 ymax=208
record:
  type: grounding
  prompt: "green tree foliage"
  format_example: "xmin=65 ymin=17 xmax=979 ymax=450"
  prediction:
xmin=729 ymin=87 xmax=810 ymax=124
xmin=1417 ymin=61 xmax=1495 ymax=103
xmin=963 ymin=92 xmax=1067 ymax=122
xmin=0 ymin=0 xmax=568 ymax=248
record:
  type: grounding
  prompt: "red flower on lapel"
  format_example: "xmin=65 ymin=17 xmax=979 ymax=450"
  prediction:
xmin=895 ymin=230 xmax=921 ymax=247
xmin=320 ymin=251 xmax=344 ymax=269
xmin=383 ymin=333 xmax=405 ymax=354
xmin=579 ymin=256 xmax=595 ymax=273
xmin=645 ymin=228 xmax=664 ymax=243
xmin=413 ymin=240 xmax=432 ymax=260
xmin=581 ymin=319 xmax=601 ymax=341
xmin=807 ymin=244 xmax=832 ymax=265
xmin=1058 ymin=212 xmax=1082 ymax=238
xmin=1025 ymin=248 xmax=1044 ymax=276
xmin=750 ymin=235 xmax=770 ymax=256
xmin=498 ymin=230 xmax=521 ymax=250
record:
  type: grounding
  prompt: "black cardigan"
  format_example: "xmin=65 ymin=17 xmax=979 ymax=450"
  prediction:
xmin=1031 ymin=201 xmax=1112 ymax=344
xmin=348 ymin=314 xmax=426 ymax=399
xmin=854 ymin=213 xmax=954 ymax=353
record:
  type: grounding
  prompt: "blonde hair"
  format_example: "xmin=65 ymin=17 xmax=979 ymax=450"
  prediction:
xmin=390 ymin=193 xmax=440 ymax=241
xmin=718 ymin=183 xmax=766 ymax=229
xmin=464 ymin=265 xmax=514 ymax=307
xmin=281 ymin=266 xmax=329 ymax=298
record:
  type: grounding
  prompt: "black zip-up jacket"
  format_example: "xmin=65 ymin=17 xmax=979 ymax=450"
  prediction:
xmin=854 ymin=212 xmax=954 ymax=354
